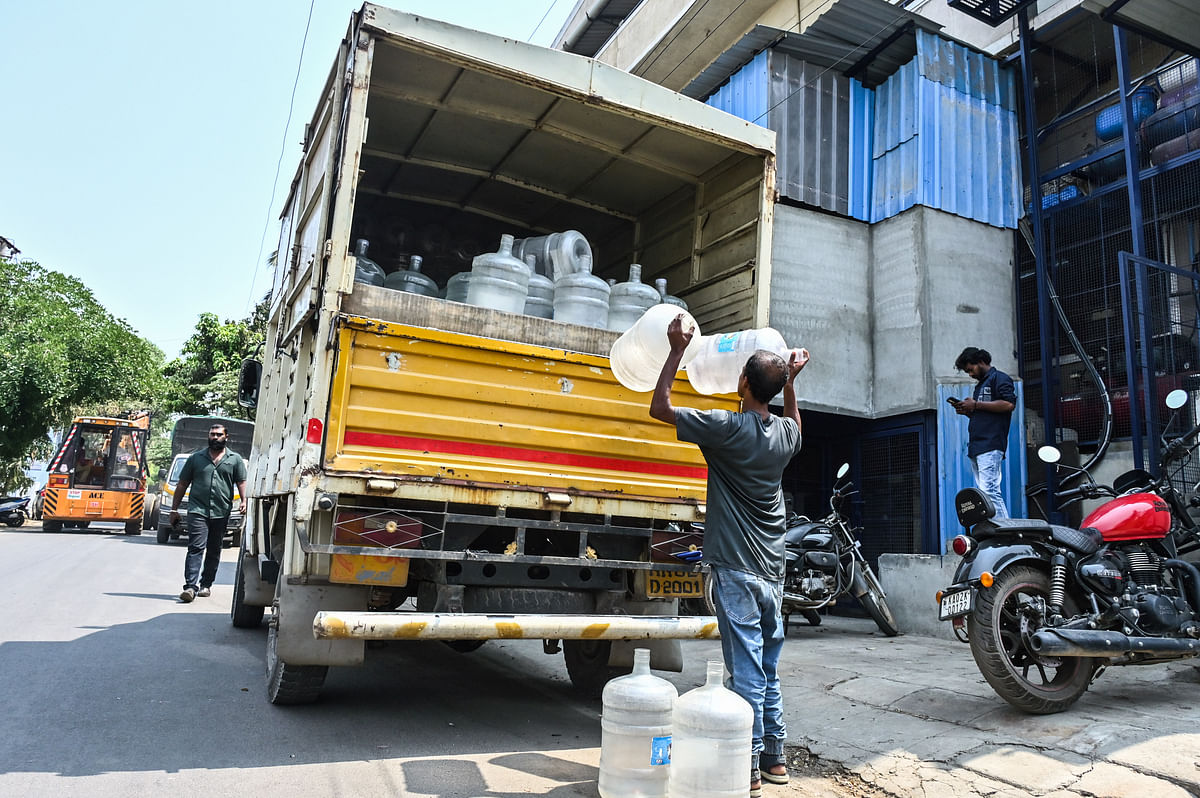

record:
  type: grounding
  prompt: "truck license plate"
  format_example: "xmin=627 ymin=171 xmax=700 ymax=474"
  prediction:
xmin=939 ymin=588 xmax=973 ymax=620
xmin=647 ymin=570 xmax=703 ymax=598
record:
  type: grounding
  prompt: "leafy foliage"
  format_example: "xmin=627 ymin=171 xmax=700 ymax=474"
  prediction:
xmin=0 ymin=259 xmax=164 ymax=492
xmin=161 ymin=297 xmax=268 ymax=421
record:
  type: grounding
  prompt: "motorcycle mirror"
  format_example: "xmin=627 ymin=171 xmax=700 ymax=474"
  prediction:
xmin=1165 ymin=389 xmax=1188 ymax=410
xmin=1037 ymin=445 xmax=1062 ymax=464
xmin=836 ymin=463 xmax=850 ymax=479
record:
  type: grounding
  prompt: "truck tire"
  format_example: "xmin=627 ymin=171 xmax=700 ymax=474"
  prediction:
xmin=144 ymin=494 xmax=159 ymax=530
xmin=266 ymin=615 xmax=327 ymax=705
xmin=44 ymin=520 xmax=63 ymax=533
xmin=231 ymin=548 xmax=265 ymax=629
xmin=156 ymin=524 xmax=171 ymax=545
xmin=563 ymin=640 xmax=619 ymax=697
xmin=124 ymin=519 xmax=141 ymax=535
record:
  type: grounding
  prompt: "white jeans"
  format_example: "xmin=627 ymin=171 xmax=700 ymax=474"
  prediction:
xmin=970 ymin=449 xmax=1010 ymax=519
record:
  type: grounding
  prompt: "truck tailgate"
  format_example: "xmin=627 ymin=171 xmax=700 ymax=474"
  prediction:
xmin=325 ymin=292 xmax=732 ymax=502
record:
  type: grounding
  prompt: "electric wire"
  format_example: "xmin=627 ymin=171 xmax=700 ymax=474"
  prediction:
xmin=528 ymin=0 xmax=563 ymax=42
xmin=246 ymin=0 xmax=318 ymax=315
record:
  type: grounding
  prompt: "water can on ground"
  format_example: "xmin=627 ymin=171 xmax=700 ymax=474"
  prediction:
xmin=655 ymin=277 xmax=688 ymax=310
xmin=685 ymin=328 xmax=792 ymax=396
xmin=352 ymin=239 xmax=386 ymax=287
xmin=668 ymin=661 xmax=753 ymax=798
xmin=445 ymin=271 xmax=470 ymax=303
xmin=513 ymin=230 xmax=592 ymax=279
xmin=598 ymin=648 xmax=678 ymax=798
xmin=466 ymin=234 xmax=531 ymax=313
xmin=383 ymin=254 xmax=439 ymax=297
xmin=524 ymin=256 xmax=555 ymax=319
xmin=553 ymin=255 xmax=610 ymax=328
xmin=608 ymin=264 xmax=661 ymax=332
xmin=610 ymin=304 xmax=703 ymax=392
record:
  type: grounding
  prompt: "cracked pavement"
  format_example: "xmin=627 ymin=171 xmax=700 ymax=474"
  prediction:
xmin=738 ymin=613 xmax=1200 ymax=797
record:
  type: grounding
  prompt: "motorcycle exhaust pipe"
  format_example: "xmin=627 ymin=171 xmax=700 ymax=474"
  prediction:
xmin=1029 ymin=628 xmax=1200 ymax=658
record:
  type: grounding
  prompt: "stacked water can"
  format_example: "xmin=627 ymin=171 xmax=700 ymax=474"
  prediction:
xmin=599 ymin=651 xmax=753 ymax=798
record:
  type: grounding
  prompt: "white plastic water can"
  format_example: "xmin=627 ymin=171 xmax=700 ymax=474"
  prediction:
xmin=608 ymin=263 xmax=662 ymax=332
xmin=598 ymin=648 xmax=679 ymax=798
xmin=668 ymin=661 xmax=753 ymax=798
xmin=466 ymin=234 xmax=531 ymax=313
xmin=685 ymin=328 xmax=792 ymax=396
xmin=553 ymin=254 xmax=611 ymax=328
xmin=610 ymin=304 xmax=703 ymax=392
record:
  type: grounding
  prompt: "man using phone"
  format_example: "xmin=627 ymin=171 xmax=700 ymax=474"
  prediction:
xmin=953 ymin=347 xmax=1016 ymax=518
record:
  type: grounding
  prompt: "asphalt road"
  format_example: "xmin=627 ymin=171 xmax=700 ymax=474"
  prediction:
xmin=0 ymin=522 xmax=870 ymax=798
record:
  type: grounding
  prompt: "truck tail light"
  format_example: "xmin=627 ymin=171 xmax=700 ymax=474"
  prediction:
xmin=306 ymin=418 xmax=323 ymax=444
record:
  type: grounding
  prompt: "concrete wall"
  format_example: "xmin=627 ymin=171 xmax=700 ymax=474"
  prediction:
xmin=770 ymin=204 xmax=872 ymax=416
xmin=878 ymin=553 xmax=961 ymax=640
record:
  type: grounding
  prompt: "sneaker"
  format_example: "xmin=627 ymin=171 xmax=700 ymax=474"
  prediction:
xmin=762 ymin=764 xmax=789 ymax=785
xmin=750 ymin=768 xmax=763 ymax=798
xmin=179 ymin=587 xmax=196 ymax=603
xmin=196 ymin=586 xmax=211 ymax=598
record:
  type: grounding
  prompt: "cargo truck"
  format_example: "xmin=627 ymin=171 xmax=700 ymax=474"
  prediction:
xmin=155 ymin=416 xmax=254 ymax=546
xmin=42 ymin=415 xmax=149 ymax=534
xmin=233 ymin=4 xmax=777 ymax=704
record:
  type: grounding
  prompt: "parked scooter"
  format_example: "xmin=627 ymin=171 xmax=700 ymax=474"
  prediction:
xmin=680 ymin=464 xmax=901 ymax=637
xmin=939 ymin=389 xmax=1200 ymax=714
xmin=0 ymin=495 xmax=31 ymax=527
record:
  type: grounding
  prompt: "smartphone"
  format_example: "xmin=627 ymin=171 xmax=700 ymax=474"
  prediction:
xmin=946 ymin=397 xmax=961 ymax=406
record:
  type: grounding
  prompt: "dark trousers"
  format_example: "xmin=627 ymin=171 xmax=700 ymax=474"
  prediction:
xmin=183 ymin=515 xmax=227 ymax=590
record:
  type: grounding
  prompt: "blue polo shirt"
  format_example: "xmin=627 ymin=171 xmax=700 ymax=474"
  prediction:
xmin=968 ymin=367 xmax=1017 ymax=457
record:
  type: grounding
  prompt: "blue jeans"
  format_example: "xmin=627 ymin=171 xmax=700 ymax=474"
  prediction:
xmin=709 ymin=565 xmax=786 ymax=770
xmin=970 ymin=449 xmax=1009 ymax=519
xmin=183 ymin=515 xmax=227 ymax=590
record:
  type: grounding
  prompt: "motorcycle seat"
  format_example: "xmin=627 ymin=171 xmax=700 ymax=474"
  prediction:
xmin=974 ymin=518 xmax=1102 ymax=554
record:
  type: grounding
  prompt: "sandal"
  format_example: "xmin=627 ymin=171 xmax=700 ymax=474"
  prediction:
xmin=762 ymin=763 xmax=790 ymax=785
xmin=750 ymin=768 xmax=763 ymax=798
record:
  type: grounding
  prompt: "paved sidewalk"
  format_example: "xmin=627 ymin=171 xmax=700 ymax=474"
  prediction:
xmin=757 ymin=614 xmax=1200 ymax=797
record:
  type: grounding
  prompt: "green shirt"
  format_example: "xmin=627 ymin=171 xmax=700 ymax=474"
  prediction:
xmin=178 ymin=448 xmax=247 ymax=519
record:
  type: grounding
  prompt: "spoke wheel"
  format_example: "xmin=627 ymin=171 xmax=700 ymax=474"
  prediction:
xmin=563 ymin=640 xmax=619 ymax=696
xmin=968 ymin=565 xmax=1096 ymax=714
xmin=857 ymin=565 xmax=900 ymax=636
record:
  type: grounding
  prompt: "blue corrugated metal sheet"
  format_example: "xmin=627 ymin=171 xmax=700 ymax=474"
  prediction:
xmin=849 ymin=80 xmax=874 ymax=222
xmin=767 ymin=50 xmax=851 ymax=216
xmin=705 ymin=50 xmax=770 ymax=125
xmin=867 ymin=50 xmax=1022 ymax=228
xmin=914 ymin=29 xmax=1016 ymax=109
xmin=937 ymin=382 xmax=1027 ymax=552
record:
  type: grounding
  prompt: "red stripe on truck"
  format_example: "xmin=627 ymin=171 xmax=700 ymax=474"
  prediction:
xmin=342 ymin=431 xmax=707 ymax=480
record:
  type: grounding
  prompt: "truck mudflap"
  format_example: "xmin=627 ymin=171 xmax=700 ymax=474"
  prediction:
xmin=313 ymin=612 xmax=719 ymax=641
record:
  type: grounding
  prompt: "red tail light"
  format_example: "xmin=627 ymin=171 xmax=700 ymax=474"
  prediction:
xmin=306 ymin=418 xmax=323 ymax=444
xmin=951 ymin=535 xmax=974 ymax=556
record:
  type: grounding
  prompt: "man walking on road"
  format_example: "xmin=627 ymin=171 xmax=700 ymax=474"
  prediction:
xmin=170 ymin=423 xmax=247 ymax=603
xmin=952 ymin=346 xmax=1016 ymax=519
xmin=650 ymin=315 xmax=808 ymax=797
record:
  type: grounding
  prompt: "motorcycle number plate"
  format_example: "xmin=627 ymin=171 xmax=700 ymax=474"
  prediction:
xmin=646 ymin=570 xmax=703 ymax=598
xmin=939 ymin=588 xmax=973 ymax=620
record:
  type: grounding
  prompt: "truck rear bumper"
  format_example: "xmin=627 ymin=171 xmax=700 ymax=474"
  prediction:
xmin=313 ymin=612 xmax=719 ymax=641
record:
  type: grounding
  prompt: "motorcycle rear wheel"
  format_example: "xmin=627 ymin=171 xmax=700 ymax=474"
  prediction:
xmin=968 ymin=565 xmax=1097 ymax=714
xmin=857 ymin=564 xmax=900 ymax=636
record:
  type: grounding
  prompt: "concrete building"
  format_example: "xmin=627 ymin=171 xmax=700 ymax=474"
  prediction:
xmin=552 ymin=0 xmax=1200 ymax=628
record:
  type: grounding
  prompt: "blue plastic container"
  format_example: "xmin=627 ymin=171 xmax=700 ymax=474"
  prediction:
xmin=1095 ymin=87 xmax=1157 ymax=142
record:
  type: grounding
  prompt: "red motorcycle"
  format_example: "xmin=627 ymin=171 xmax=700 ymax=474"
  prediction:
xmin=939 ymin=390 xmax=1200 ymax=713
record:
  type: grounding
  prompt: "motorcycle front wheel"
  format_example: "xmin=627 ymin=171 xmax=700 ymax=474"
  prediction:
xmin=968 ymin=565 xmax=1097 ymax=714
xmin=856 ymin=563 xmax=900 ymax=637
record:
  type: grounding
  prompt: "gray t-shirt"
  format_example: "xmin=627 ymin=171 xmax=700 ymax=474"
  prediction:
xmin=675 ymin=407 xmax=802 ymax=581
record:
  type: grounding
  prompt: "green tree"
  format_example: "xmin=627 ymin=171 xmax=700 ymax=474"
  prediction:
xmin=0 ymin=258 xmax=164 ymax=492
xmin=162 ymin=296 xmax=268 ymax=420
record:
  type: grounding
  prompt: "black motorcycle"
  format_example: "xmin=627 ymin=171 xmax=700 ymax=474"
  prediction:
xmin=0 ymin=495 xmax=31 ymax=527
xmin=939 ymin=389 xmax=1200 ymax=714
xmin=686 ymin=464 xmax=901 ymax=636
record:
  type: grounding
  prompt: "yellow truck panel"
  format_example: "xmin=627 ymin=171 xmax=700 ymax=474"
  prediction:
xmin=325 ymin=315 xmax=730 ymax=501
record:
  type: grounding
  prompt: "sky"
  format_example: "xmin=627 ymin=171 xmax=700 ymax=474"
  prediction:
xmin=0 ymin=0 xmax=576 ymax=359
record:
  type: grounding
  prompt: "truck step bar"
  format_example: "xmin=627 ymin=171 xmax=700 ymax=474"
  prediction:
xmin=313 ymin=612 xmax=720 ymax=641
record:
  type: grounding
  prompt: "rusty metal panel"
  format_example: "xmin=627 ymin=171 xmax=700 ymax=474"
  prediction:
xmin=323 ymin=315 xmax=736 ymax=503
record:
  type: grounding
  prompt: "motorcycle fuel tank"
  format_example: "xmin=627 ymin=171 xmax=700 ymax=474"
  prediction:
xmin=1080 ymin=493 xmax=1171 ymax=541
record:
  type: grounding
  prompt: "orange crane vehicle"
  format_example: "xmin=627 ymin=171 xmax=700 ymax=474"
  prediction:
xmin=41 ymin=414 xmax=150 ymax=535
